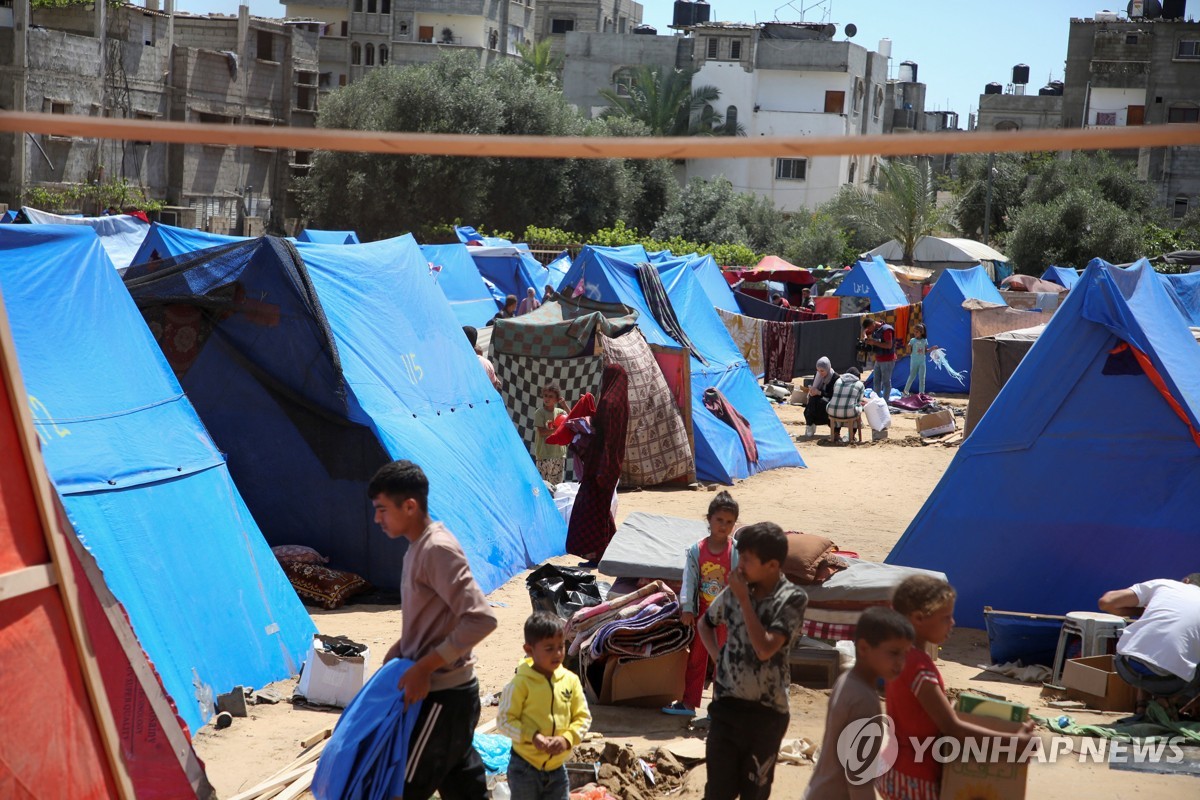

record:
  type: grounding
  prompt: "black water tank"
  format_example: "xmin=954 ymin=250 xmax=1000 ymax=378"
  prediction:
xmin=1128 ymin=0 xmax=1164 ymax=18
xmin=985 ymin=82 xmax=1003 ymax=95
xmin=694 ymin=1 xmax=712 ymax=24
xmin=1038 ymin=85 xmax=1056 ymax=96
xmin=1163 ymin=0 xmax=1187 ymax=18
xmin=633 ymin=24 xmax=657 ymax=35
xmin=672 ymin=1 xmax=695 ymax=27
xmin=1012 ymin=64 xmax=1030 ymax=85
xmin=1049 ymin=80 xmax=1064 ymax=95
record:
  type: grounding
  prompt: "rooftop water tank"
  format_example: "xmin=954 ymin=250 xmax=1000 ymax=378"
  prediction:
xmin=877 ymin=37 xmax=893 ymax=59
xmin=1163 ymin=0 xmax=1187 ymax=18
xmin=1038 ymin=85 xmax=1057 ymax=96
xmin=985 ymin=82 xmax=1004 ymax=95
xmin=633 ymin=24 xmax=657 ymax=35
xmin=1094 ymin=10 xmax=1119 ymax=21
xmin=1128 ymin=0 xmax=1164 ymax=18
xmin=1012 ymin=64 xmax=1030 ymax=85
xmin=899 ymin=60 xmax=918 ymax=83
xmin=694 ymin=1 xmax=712 ymax=24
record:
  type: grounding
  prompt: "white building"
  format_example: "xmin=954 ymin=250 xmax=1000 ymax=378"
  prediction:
xmin=684 ymin=22 xmax=889 ymax=212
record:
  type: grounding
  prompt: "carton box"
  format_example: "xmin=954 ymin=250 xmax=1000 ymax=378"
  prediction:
xmin=917 ymin=408 xmax=956 ymax=437
xmin=939 ymin=695 xmax=1030 ymax=800
xmin=599 ymin=649 xmax=687 ymax=708
xmin=296 ymin=635 xmax=370 ymax=708
xmin=1061 ymin=654 xmax=1138 ymax=712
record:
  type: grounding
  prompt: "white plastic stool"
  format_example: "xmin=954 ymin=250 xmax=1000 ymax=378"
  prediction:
xmin=1050 ymin=611 xmax=1126 ymax=686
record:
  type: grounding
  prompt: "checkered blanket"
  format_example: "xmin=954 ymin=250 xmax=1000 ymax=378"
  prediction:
xmin=600 ymin=331 xmax=694 ymax=487
xmin=494 ymin=354 xmax=605 ymax=463
xmin=863 ymin=303 xmax=924 ymax=359
xmin=491 ymin=297 xmax=638 ymax=359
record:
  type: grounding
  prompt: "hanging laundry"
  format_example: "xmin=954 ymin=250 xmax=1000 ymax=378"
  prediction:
xmin=636 ymin=263 xmax=706 ymax=364
xmin=716 ymin=307 xmax=766 ymax=377
xmin=762 ymin=320 xmax=798 ymax=383
xmin=702 ymin=387 xmax=758 ymax=465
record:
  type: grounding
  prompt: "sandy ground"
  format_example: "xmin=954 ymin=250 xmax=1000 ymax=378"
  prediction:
xmin=193 ymin=401 xmax=1192 ymax=799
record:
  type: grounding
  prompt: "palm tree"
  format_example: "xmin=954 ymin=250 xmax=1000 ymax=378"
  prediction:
xmin=826 ymin=158 xmax=946 ymax=265
xmin=598 ymin=66 xmax=742 ymax=137
xmin=515 ymin=39 xmax=563 ymax=85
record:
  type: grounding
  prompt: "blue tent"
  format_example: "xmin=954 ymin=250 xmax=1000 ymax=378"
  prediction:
xmin=0 ymin=225 xmax=314 ymax=732
xmin=1 ymin=210 xmax=16 ymax=223
xmin=887 ymin=260 xmax=1200 ymax=627
xmin=561 ymin=245 xmax=804 ymax=484
xmin=455 ymin=225 xmax=513 ymax=247
xmin=298 ymin=229 xmax=362 ymax=245
xmin=422 ymin=243 xmax=501 ymax=328
xmin=546 ymin=250 xmax=573 ymax=292
xmin=834 ymin=256 xmax=908 ymax=312
xmin=1041 ymin=266 xmax=1079 ymax=290
xmin=469 ymin=245 xmax=551 ymax=301
xmin=888 ymin=266 xmax=1004 ymax=393
xmin=131 ymin=221 xmax=248 ymax=264
xmin=122 ymin=235 xmax=564 ymax=596
xmin=1160 ymin=271 xmax=1200 ymax=326
xmin=648 ymin=251 xmax=738 ymax=313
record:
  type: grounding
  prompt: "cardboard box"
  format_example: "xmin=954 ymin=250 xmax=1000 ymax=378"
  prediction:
xmin=1061 ymin=654 xmax=1138 ymax=712
xmin=917 ymin=408 xmax=956 ymax=437
xmin=940 ymin=695 xmax=1030 ymax=800
xmin=296 ymin=635 xmax=370 ymax=708
xmin=599 ymin=649 xmax=687 ymax=708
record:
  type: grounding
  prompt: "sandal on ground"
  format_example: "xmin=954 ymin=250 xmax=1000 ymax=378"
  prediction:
xmin=661 ymin=702 xmax=695 ymax=717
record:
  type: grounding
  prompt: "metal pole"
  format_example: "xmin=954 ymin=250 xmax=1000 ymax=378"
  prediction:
xmin=982 ymin=151 xmax=996 ymax=245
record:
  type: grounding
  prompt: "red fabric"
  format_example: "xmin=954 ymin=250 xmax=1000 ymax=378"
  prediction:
xmin=814 ymin=296 xmax=840 ymax=319
xmin=885 ymin=647 xmax=945 ymax=783
xmin=1125 ymin=343 xmax=1200 ymax=449
xmin=702 ymin=388 xmax=758 ymax=464
xmin=565 ymin=364 xmax=630 ymax=558
xmin=545 ymin=394 xmax=595 ymax=446
xmin=683 ymin=540 xmax=733 ymax=708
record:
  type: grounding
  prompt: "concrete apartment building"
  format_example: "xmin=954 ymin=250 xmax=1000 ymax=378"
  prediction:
xmin=0 ymin=1 xmax=319 ymax=232
xmin=280 ymin=0 xmax=538 ymax=91
xmin=535 ymin=0 xmax=642 ymax=52
xmin=1061 ymin=10 xmax=1200 ymax=216
xmin=681 ymin=22 xmax=889 ymax=213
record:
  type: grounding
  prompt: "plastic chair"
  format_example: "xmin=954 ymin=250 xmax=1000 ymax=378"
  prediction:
xmin=1049 ymin=611 xmax=1127 ymax=686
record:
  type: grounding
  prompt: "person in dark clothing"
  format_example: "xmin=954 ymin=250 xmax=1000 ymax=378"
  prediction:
xmin=802 ymin=356 xmax=837 ymax=439
xmin=564 ymin=364 xmax=629 ymax=563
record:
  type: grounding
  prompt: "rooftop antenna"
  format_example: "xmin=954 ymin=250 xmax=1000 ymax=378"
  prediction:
xmin=775 ymin=0 xmax=832 ymax=23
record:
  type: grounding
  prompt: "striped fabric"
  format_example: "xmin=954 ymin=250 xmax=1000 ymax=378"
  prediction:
xmin=878 ymin=769 xmax=939 ymax=800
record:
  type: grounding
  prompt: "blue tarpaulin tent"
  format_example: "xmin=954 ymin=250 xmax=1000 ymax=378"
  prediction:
xmin=561 ymin=245 xmax=804 ymax=484
xmin=455 ymin=225 xmax=513 ymax=247
xmin=647 ymin=251 xmax=738 ymax=313
xmin=888 ymin=260 xmax=1200 ymax=627
xmin=834 ymin=256 xmax=909 ymax=312
xmin=422 ymin=243 xmax=501 ymax=328
xmin=123 ymin=235 xmax=564 ymax=596
xmin=23 ymin=207 xmax=150 ymax=270
xmin=131 ymin=222 xmax=247 ymax=264
xmin=469 ymin=245 xmax=551 ymax=301
xmin=1041 ymin=266 xmax=1079 ymax=290
xmin=546 ymin=250 xmax=572 ymax=292
xmin=0 ymin=225 xmax=315 ymax=732
xmin=888 ymin=266 xmax=1004 ymax=393
xmin=298 ymin=229 xmax=361 ymax=245
xmin=0 ymin=210 xmax=15 ymax=223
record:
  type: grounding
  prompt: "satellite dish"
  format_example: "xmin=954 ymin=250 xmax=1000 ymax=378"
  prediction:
xmin=845 ymin=23 xmax=858 ymax=37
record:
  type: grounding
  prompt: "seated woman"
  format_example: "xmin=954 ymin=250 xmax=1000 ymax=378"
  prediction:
xmin=803 ymin=357 xmax=837 ymax=439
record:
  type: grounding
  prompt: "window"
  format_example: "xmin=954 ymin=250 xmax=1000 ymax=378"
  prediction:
xmin=824 ymin=90 xmax=845 ymax=114
xmin=367 ymin=0 xmax=376 ymax=12
xmin=853 ymin=80 xmax=864 ymax=112
xmin=730 ymin=39 xmax=742 ymax=60
xmin=776 ymin=158 xmax=807 ymax=181
xmin=297 ymin=86 xmax=316 ymax=110
xmin=382 ymin=0 xmax=390 ymax=12
xmin=618 ymin=17 xmax=626 ymax=34
xmin=340 ymin=20 xmax=348 ymax=37
xmin=46 ymin=100 xmax=70 ymax=114
xmin=353 ymin=0 xmax=362 ymax=10
xmin=1175 ymin=195 xmax=1191 ymax=218
xmin=196 ymin=112 xmax=233 ymax=124
xmin=873 ymin=86 xmax=884 ymax=120
xmin=365 ymin=43 xmax=374 ymax=66
xmin=256 ymin=30 xmax=275 ymax=61
xmin=613 ymin=67 xmax=635 ymax=97
xmin=379 ymin=45 xmax=388 ymax=66
xmin=318 ymin=72 xmax=331 ymax=88
xmin=1126 ymin=34 xmax=1139 ymax=45
xmin=1178 ymin=39 xmax=1200 ymax=59
xmin=725 ymin=105 xmax=738 ymax=132
xmin=707 ymin=38 xmax=719 ymax=59
xmin=1167 ymin=104 xmax=1200 ymax=123
xmin=351 ymin=42 xmax=361 ymax=65
xmin=551 ymin=18 xmax=574 ymax=34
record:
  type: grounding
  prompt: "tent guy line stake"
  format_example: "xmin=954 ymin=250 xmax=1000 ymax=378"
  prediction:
xmin=1 ymin=112 xmax=1198 ymax=159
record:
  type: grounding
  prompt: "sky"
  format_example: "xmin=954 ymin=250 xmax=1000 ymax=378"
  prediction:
xmin=186 ymin=0 xmax=1114 ymax=122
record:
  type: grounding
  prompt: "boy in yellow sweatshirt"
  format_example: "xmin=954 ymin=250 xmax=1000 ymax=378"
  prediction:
xmin=497 ymin=612 xmax=592 ymax=800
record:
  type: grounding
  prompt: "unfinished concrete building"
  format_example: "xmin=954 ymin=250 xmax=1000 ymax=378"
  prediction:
xmin=535 ymin=0 xmax=643 ymax=53
xmin=0 ymin=2 xmax=319 ymax=233
xmin=1062 ymin=10 xmax=1200 ymax=216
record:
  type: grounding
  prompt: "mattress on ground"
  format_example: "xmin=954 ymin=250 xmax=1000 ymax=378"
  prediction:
xmin=599 ymin=512 xmax=708 ymax=581
xmin=803 ymin=559 xmax=947 ymax=606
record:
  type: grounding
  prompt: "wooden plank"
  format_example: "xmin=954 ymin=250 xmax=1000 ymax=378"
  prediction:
xmin=0 ymin=286 xmax=137 ymax=799
xmin=0 ymin=563 xmax=56 ymax=601
xmin=299 ymin=727 xmax=332 ymax=750
xmin=273 ymin=764 xmax=318 ymax=800
xmin=0 ymin=111 xmax=1197 ymax=160
xmin=228 ymin=741 xmax=327 ymax=800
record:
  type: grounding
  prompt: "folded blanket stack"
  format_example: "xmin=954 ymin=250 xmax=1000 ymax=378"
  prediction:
xmin=565 ymin=581 xmax=694 ymax=685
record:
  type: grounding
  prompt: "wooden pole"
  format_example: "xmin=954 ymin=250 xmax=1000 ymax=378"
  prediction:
xmin=0 ymin=111 xmax=1198 ymax=159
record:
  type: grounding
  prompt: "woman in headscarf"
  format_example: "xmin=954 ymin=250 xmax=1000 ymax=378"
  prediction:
xmin=565 ymin=363 xmax=630 ymax=563
xmin=803 ymin=356 xmax=837 ymax=438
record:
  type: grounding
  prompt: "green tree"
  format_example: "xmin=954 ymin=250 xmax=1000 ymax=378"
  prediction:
xmin=515 ymin=39 xmax=563 ymax=86
xmin=1005 ymin=189 xmax=1144 ymax=271
xmin=950 ymin=152 xmax=1031 ymax=241
xmin=823 ymin=158 xmax=948 ymax=264
xmin=598 ymin=66 xmax=740 ymax=136
xmin=782 ymin=213 xmax=854 ymax=269
xmin=299 ymin=53 xmax=673 ymax=240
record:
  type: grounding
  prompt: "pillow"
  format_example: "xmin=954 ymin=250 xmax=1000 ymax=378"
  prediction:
xmin=272 ymin=545 xmax=329 ymax=564
xmin=279 ymin=561 xmax=371 ymax=610
xmin=782 ymin=532 xmax=836 ymax=584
